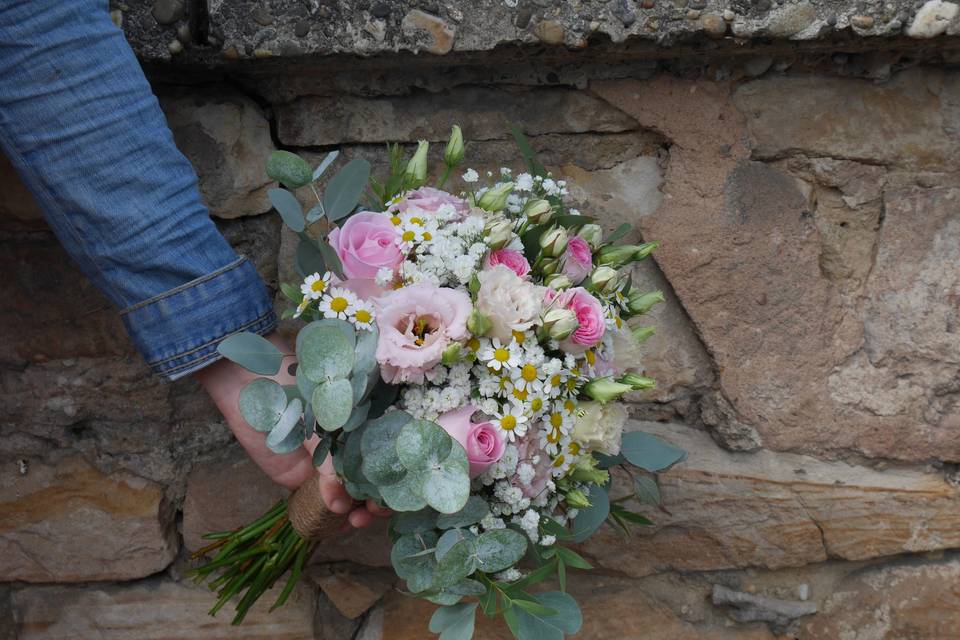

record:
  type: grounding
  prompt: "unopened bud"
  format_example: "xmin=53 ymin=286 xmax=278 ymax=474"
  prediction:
xmin=578 ymin=224 xmax=604 ymax=249
xmin=443 ymin=125 xmax=464 ymax=167
xmin=523 ymin=199 xmax=553 ymax=224
xmin=477 ymin=182 xmax=514 ymax=212
xmin=631 ymin=326 xmax=655 ymax=343
xmin=596 ymin=241 xmax=659 ymax=268
xmin=466 ymin=310 xmax=493 ymax=336
xmin=539 ymin=257 xmax=559 ymax=276
xmin=441 ymin=342 xmax=463 ymax=365
xmin=618 ymin=372 xmax=656 ymax=390
xmin=589 ymin=266 xmax=620 ymax=294
xmin=484 ymin=218 xmax=514 ymax=250
xmin=583 ymin=376 xmax=633 ymax=403
xmin=540 ymin=308 xmax=579 ymax=341
xmin=538 ymin=226 xmax=569 ymax=258
xmin=568 ymin=457 xmax=610 ymax=485
xmin=404 ymin=140 xmax=429 ymax=186
xmin=626 ymin=290 xmax=664 ymax=316
xmin=543 ymin=273 xmax=573 ymax=290
xmin=564 ymin=488 xmax=591 ymax=509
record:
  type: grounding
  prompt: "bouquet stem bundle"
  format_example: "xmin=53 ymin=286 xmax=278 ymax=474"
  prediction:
xmin=191 ymin=480 xmax=339 ymax=624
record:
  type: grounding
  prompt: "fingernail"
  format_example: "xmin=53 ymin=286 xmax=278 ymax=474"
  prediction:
xmin=332 ymin=499 xmax=350 ymax=513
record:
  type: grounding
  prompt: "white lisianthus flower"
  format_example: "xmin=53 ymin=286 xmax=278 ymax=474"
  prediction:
xmin=475 ymin=264 xmax=544 ymax=343
xmin=571 ymin=401 xmax=628 ymax=456
xmin=610 ymin=326 xmax=644 ymax=373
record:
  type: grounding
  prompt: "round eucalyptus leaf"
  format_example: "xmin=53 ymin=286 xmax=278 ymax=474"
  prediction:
xmin=433 ymin=537 xmax=478 ymax=588
xmin=354 ymin=326 xmax=379 ymax=377
xmin=397 ymin=420 xmax=454 ymax=471
xmin=238 ymin=378 xmax=288 ymax=432
xmin=620 ymin=430 xmax=687 ymax=472
xmin=392 ymin=509 xmax=439 ymax=535
xmin=341 ymin=426 xmax=367 ymax=485
xmin=512 ymin=591 xmax=583 ymax=639
xmin=267 ymin=187 xmax=305 ymax=232
xmin=360 ymin=410 xmax=410 ymax=485
xmin=391 ymin=532 xmax=438 ymax=594
xmin=474 ymin=528 xmax=528 ymax=574
xmin=342 ymin=402 xmax=370 ymax=433
xmin=447 ymin=579 xmax=485 ymax=597
xmin=297 ymin=320 xmax=355 ymax=382
xmin=296 ymin=365 xmax=317 ymax=401
xmin=217 ymin=332 xmax=283 ymax=375
xmin=266 ymin=150 xmax=312 ymax=189
xmin=569 ymin=484 xmax=610 ymax=543
xmin=380 ymin=475 xmax=428 ymax=512
xmin=424 ymin=591 xmax=463 ymax=606
xmin=265 ymin=399 xmax=306 ymax=454
xmin=407 ymin=440 xmax=470 ymax=514
xmin=429 ymin=602 xmax=478 ymax=640
xmin=312 ymin=435 xmax=332 ymax=467
xmin=436 ymin=528 xmax=476 ymax=562
xmin=312 ymin=378 xmax=354 ymax=431
xmin=436 ymin=496 xmax=490 ymax=530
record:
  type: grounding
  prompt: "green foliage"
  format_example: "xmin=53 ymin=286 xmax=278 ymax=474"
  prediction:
xmin=391 ymin=532 xmax=439 ymax=594
xmin=505 ymin=591 xmax=582 ymax=640
xmin=392 ymin=509 xmax=439 ymax=535
xmin=311 ymin=378 xmax=354 ymax=431
xmin=217 ymin=332 xmax=283 ymax=375
xmin=342 ymin=402 xmax=370 ymax=433
xmin=323 ymin=158 xmax=371 ymax=221
xmin=266 ymin=150 xmax=313 ymax=189
xmin=396 ymin=419 xmax=471 ymax=514
xmin=569 ymin=484 xmax=610 ymax=543
xmin=312 ymin=150 xmax=339 ymax=181
xmin=361 ymin=411 xmax=411 ymax=485
xmin=633 ymin=474 xmax=661 ymax=506
xmin=296 ymin=320 xmax=355 ymax=382
xmin=268 ymin=188 xmax=305 ymax=232
xmin=436 ymin=496 xmax=490 ymax=530
xmin=238 ymin=378 xmax=288 ymax=432
xmin=294 ymin=238 xmax=326 ymax=278
xmin=510 ymin=126 xmax=547 ymax=178
xmin=619 ymin=431 xmax=687 ymax=472
xmin=429 ymin=603 xmax=478 ymax=640
xmin=436 ymin=528 xmax=475 ymax=561
xmin=312 ymin=435 xmax=332 ymax=467
xmin=265 ymin=399 xmax=305 ymax=454
xmin=604 ymin=222 xmax=632 ymax=245
xmin=316 ymin=238 xmax=346 ymax=280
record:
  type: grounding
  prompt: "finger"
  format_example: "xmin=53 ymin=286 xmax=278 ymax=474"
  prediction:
xmin=317 ymin=474 xmax=352 ymax=515
xmin=366 ymin=499 xmax=391 ymax=517
xmin=348 ymin=508 xmax=375 ymax=529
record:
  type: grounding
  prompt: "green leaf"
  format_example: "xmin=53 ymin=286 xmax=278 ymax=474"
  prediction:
xmin=510 ymin=125 xmax=547 ymax=177
xmin=306 ymin=203 xmax=325 ymax=223
xmin=610 ymin=507 xmax=653 ymax=525
xmin=342 ymin=401 xmax=370 ymax=432
xmin=447 ymin=578 xmax=485 ymax=597
xmin=296 ymin=320 xmax=355 ymax=382
xmin=295 ymin=366 xmax=317 ymax=402
xmin=540 ymin=517 xmax=572 ymax=540
xmin=620 ymin=431 xmax=687 ymax=472
xmin=392 ymin=509 xmax=438 ymax=534
xmin=217 ymin=332 xmax=283 ymax=375
xmin=633 ymin=475 xmax=662 ymax=506
xmin=316 ymin=238 xmax=346 ymax=280
xmin=552 ymin=214 xmax=596 ymax=229
xmin=313 ymin=150 xmax=340 ymax=181
xmin=429 ymin=603 xmax=478 ymax=640
xmin=267 ymin=150 xmax=313 ymax=189
xmin=604 ymin=222 xmax=632 ymax=244
xmin=513 ymin=599 xmax=558 ymax=617
xmin=353 ymin=325 xmax=379 ymax=378
xmin=265 ymin=399 xmax=305 ymax=454
xmin=268 ymin=188 xmax=305 ymax=232
xmin=391 ymin=532 xmax=438 ymax=593
xmin=475 ymin=529 xmax=527 ymax=574
xmin=361 ymin=410 xmax=411 ymax=485
xmin=436 ymin=496 xmax=490 ymax=530
xmin=340 ymin=425 xmax=367 ymax=485
xmin=379 ymin=476 xmax=428 ymax=512
xmin=434 ymin=538 xmax=478 ymax=587
xmin=511 ymin=592 xmax=582 ymax=640
xmin=511 ymin=560 xmax=559 ymax=591
xmin=400 ymin=426 xmax=470 ymax=513
xmin=295 ymin=238 xmax=326 ymax=278
xmin=436 ymin=528 xmax=476 ymax=562
xmin=312 ymin=435 xmax=332 ymax=467
xmin=593 ymin=452 xmax=625 ymax=470
xmin=570 ymin=484 xmax=610 ymax=543
xmin=311 ymin=378 xmax=354 ymax=431
xmin=238 ymin=378 xmax=288 ymax=432
xmin=323 ymin=158 xmax=371 ymax=222
xmin=554 ymin=547 xmax=592 ymax=570
xmin=396 ymin=420 xmax=454 ymax=471
xmin=280 ymin=281 xmax=303 ymax=303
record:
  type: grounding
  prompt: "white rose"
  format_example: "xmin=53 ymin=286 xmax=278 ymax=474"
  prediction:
xmin=572 ymin=401 xmax=628 ymax=456
xmin=476 ymin=264 xmax=543 ymax=342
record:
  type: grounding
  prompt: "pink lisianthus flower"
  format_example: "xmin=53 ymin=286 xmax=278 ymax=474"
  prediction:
xmin=328 ymin=212 xmax=405 ymax=280
xmin=560 ymin=235 xmax=593 ymax=284
xmin=375 ymin=284 xmax=472 ymax=384
xmin=484 ymin=248 xmax=531 ymax=278
xmin=389 ymin=186 xmax=471 ymax=221
xmin=437 ymin=405 xmax=506 ymax=478
xmin=545 ymin=287 xmax=606 ymax=354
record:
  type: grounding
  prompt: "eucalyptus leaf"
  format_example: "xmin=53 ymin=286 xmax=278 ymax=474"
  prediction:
xmin=620 ymin=431 xmax=687 ymax=472
xmin=569 ymin=484 xmax=610 ymax=543
xmin=511 ymin=591 xmax=582 ymax=640
xmin=436 ymin=528 xmax=476 ymax=562
xmin=296 ymin=365 xmax=317 ymax=401
xmin=268 ymin=188 xmax=305 ymax=232
xmin=342 ymin=401 xmax=370 ymax=433
xmin=379 ymin=477 xmax=428 ymax=512
xmin=474 ymin=528 xmax=527 ymax=574
xmin=296 ymin=320 xmax=355 ymax=382
xmin=341 ymin=426 xmax=367 ymax=485
xmin=391 ymin=532 xmax=438 ymax=593
xmin=368 ymin=381 xmax=400 ymax=419
xmin=312 ymin=435 xmax=332 ymax=467
xmin=353 ymin=325 xmax=379 ymax=378
xmin=316 ymin=238 xmax=346 ymax=280
xmin=429 ymin=602 xmax=478 ymax=640
xmin=306 ymin=203 xmax=325 ymax=223
xmin=392 ymin=509 xmax=438 ymax=535
xmin=267 ymin=150 xmax=313 ymax=189
xmin=311 ymin=378 xmax=354 ymax=431
xmin=295 ymin=238 xmax=326 ymax=278
xmin=217 ymin=332 xmax=283 ymax=375
xmin=282 ymin=384 xmax=300 ymax=404
xmin=312 ymin=150 xmax=340 ymax=181
xmin=397 ymin=420 xmax=454 ymax=471
xmin=436 ymin=496 xmax=490 ymax=530
xmin=323 ymin=158 xmax=371 ymax=221
xmin=433 ymin=537 xmax=478 ymax=588
xmin=408 ymin=443 xmax=470 ymax=514
xmin=265 ymin=399 xmax=305 ymax=454
xmin=360 ymin=410 xmax=411 ymax=485
xmin=238 ymin=378 xmax=287 ymax=432
xmin=633 ymin=475 xmax=662 ymax=506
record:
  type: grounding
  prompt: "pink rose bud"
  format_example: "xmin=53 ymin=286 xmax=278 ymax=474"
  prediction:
xmin=328 ymin=212 xmax=405 ymax=280
xmin=560 ymin=235 xmax=593 ymax=284
xmin=484 ymin=248 xmax=531 ymax=278
xmin=437 ymin=405 xmax=506 ymax=478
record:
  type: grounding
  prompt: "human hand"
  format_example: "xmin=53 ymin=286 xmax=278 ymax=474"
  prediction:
xmin=195 ymin=331 xmax=390 ymax=529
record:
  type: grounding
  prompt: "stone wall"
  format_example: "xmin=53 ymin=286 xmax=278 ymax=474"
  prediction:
xmin=3 ymin=1 xmax=960 ymax=638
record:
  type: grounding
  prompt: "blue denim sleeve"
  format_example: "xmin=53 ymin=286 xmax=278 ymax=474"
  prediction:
xmin=0 ymin=1 xmax=276 ymax=379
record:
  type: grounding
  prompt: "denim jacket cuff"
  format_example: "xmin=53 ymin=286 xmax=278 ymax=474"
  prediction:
xmin=121 ymin=257 xmax=277 ymax=380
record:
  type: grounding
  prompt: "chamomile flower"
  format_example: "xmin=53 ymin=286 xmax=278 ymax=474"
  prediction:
xmin=478 ymin=338 xmax=521 ymax=372
xmin=539 ymin=407 xmax=574 ymax=454
xmin=493 ymin=404 xmax=530 ymax=442
xmin=350 ymin=299 xmax=376 ymax=330
xmin=292 ymin=296 xmax=312 ymax=319
xmin=318 ymin=287 xmax=357 ymax=320
xmin=301 ymin=271 xmax=331 ymax=300
xmin=510 ymin=361 xmax=545 ymax=393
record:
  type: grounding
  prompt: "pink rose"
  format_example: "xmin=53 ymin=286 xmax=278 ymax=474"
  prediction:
xmin=437 ymin=405 xmax=506 ymax=478
xmin=390 ymin=187 xmax=471 ymax=221
xmin=545 ymin=287 xmax=606 ymax=354
xmin=484 ymin=249 xmax=531 ymax=278
xmin=328 ymin=212 xmax=405 ymax=280
xmin=375 ymin=284 xmax=472 ymax=384
xmin=560 ymin=236 xmax=593 ymax=284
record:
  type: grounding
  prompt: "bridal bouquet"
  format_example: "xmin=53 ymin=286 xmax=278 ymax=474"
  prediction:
xmin=194 ymin=126 xmax=686 ymax=639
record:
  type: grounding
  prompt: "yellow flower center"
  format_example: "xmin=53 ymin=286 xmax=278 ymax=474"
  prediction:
xmin=564 ymin=399 xmax=576 ymax=413
xmin=501 ymin=415 xmax=517 ymax=431
xmin=355 ymin=309 xmax=372 ymax=323
xmin=390 ymin=215 xmax=402 ymax=225
xmin=521 ymin=364 xmax=538 ymax=382
xmin=512 ymin=330 xmax=526 ymax=344
xmin=552 ymin=454 xmax=566 ymax=467
xmin=494 ymin=348 xmax=510 ymax=363
xmin=547 ymin=425 xmax=562 ymax=443
xmin=311 ymin=279 xmax=326 ymax=293
xmin=585 ymin=350 xmax=596 ymax=366
xmin=410 ymin=216 xmax=424 ymax=226
xmin=550 ymin=412 xmax=563 ymax=428
xmin=615 ymin=316 xmax=623 ymax=329
xmin=531 ymin=397 xmax=543 ymax=412
xmin=550 ymin=374 xmax=562 ymax=387
xmin=402 ymin=230 xmax=416 ymax=242
xmin=568 ymin=442 xmax=581 ymax=456
xmin=422 ymin=231 xmax=432 ymax=241
xmin=512 ymin=388 xmax=529 ymax=401
xmin=467 ymin=337 xmax=480 ymax=352
xmin=566 ymin=379 xmax=578 ymax=392
xmin=330 ymin=297 xmax=349 ymax=313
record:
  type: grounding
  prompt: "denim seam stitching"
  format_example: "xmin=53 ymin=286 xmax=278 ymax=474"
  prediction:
xmin=154 ymin=315 xmax=276 ymax=377
xmin=147 ymin=309 xmax=276 ymax=369
xmin=120 ymin=256 xmax=246 ymax=316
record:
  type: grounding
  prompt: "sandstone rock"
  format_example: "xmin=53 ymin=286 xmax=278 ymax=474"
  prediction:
xmin=534 ymin=20 xmax=566 ymax=45
xmin=159 ymin=89 xmax=275 ymax=219
xmin=401 ymin=10 xmax=455 ymax=55
xmin=11 ymin=576 xmax=314 ymax=639
xmin=798 ymin=557 xmax=960 ymax=639
xmin=579 ymin=421 xmax=960 ymax=577
xmin=181 ymin=449 xmax=288 ymax=552
xmin=764 ymin=2 xmax=816 ymax=38
xmin=906 ymin=0 xmax=959 ymax=38
xmin=0 ymin=456 xmax=176 ymax=582
xmin=276 ymin=87 xmax=636 ymax=146
xmin=0 ymin=154 xmax=45 ymax=231
xmin=307 ymin=565 xmax=395 ymax=619
xmin=310 ymin=517 xmax=393 ymax=568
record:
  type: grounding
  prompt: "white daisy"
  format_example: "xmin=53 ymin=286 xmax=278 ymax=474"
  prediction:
xmin=318 ymin=287 xmax=357 ymax=320
xmin=350 ymin=299 xmax=376 ymax=330
xmin=493 ymin=404 xmax=530 ymax=442
xmin=478 ymin=338 xmax=521 ymax=372
xmin=301 ymin=271 xmax=331 ymax=300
